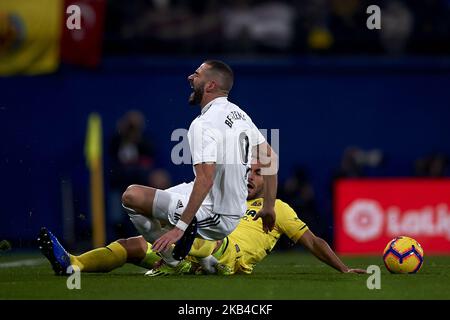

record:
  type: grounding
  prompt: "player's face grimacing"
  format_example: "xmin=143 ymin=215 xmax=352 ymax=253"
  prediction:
xmin=247 ymin=164 xmax=264 ymax=200
xmin=187 ymin=64 xmax=208 ymax=105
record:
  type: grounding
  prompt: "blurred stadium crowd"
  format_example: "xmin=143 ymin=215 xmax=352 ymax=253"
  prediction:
xmin=104 ymin=0 xmax=450 ymax=56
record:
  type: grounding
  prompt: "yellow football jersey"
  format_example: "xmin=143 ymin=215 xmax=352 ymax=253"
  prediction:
xmin=224 ymin=198 xmax=309 ymax=274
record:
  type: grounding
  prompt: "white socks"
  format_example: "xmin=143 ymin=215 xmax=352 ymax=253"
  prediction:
xmin=124 ymin=204 xmax=180 ymax=267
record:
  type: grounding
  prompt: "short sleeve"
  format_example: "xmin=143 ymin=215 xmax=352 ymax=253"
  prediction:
xmin=248 ymin=117 xmax=266 ymax=147
xmin=188 ymin=120 xmax=218 ymax=165
xmin=276 ymin=201 xmax=309 ymax=243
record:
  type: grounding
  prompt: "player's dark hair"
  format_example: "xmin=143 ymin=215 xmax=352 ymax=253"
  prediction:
xmin=203 ymin=59 xmax=234 ymax=93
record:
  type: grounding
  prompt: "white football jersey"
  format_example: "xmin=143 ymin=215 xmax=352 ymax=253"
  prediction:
xmin=187 ymin=96 xmax=265 ymax=216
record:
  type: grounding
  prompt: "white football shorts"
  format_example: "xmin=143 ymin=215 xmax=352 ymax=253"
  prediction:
xmin=152 ymin=182 xmax=241 ymax=241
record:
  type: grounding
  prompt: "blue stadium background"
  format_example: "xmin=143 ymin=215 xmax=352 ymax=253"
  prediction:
xmin=2 ymin=57 xmax=450 ymax=248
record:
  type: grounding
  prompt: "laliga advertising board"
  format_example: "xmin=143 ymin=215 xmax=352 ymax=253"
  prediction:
xmin=334 ymin=179 xmax=450 ymax=255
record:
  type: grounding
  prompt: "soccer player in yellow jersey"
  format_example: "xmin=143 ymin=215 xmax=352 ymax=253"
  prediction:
xmin=181 ymin=163 xmax=366 ymax=275
xmin=38 ymin=163 xmax=365 ymax=276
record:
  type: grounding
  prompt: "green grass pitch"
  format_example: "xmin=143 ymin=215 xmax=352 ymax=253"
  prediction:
xmin=1 ymin=250 xmax=450 ymax=300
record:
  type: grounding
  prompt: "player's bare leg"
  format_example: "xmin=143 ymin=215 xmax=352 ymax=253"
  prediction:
xmin=122 ymin=185 xmax=165 ymax=244
xmin=121 ymin=185 xmax=180 ymax=266
xmin=121 ymin=184 xmax=156 ymax=217
xmin=122 ymin=184 xmax=199 ymax=268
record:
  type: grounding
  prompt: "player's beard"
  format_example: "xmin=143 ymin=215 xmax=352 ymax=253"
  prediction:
xmin=247 ymin=183 xmax=263 ymax=200
xmin=188 ymin=85 xmax=204 ymax=106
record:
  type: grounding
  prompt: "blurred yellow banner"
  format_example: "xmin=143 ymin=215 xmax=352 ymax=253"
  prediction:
xmin=0 ymin=0 xmax=62 ymax=75
xmin=84 ymin=113 xmax=103 ymax=170
xmin=85 ymin=113 xmax=106 ymax=247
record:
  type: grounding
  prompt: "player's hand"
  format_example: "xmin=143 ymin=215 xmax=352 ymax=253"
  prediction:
xmin=344 ymin=268 xmax=367 ymax=274
xmin=253 ymin=206 xmax=276 ymax=233
xmin=152 ymin=227 xmax=184 ymax=252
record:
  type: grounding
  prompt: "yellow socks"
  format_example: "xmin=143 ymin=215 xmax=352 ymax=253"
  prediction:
xmin=70 ymin=241 xmax=127 ymax=272
xmin=135 ymin=242 xmax=162 ymax=269
xmin=68 ymin=238 xmax=227 ymax=273
xmin=212 ymin=237 xmax=228 ymax=259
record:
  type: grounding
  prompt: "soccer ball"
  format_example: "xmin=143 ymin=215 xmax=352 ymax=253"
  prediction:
xmin=383 ymin=236 xmax=424 ymax=274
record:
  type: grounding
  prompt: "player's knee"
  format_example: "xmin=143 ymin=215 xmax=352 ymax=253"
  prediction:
xmin=117 ymin=237 xmax=147 ymax=261
xmin=121 ymin=184 xmax=141 ymax=208
xmin=116 ymin=238 xmax=128 ymax=250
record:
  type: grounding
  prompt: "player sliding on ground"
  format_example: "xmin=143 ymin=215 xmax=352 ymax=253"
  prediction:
xmin=38 ymin=164 xmax=366 ymax=276
xmin=39 ymin=60 xmax=278 ymax=276
xmin=119 ymin=59 xmax=278 ymax=272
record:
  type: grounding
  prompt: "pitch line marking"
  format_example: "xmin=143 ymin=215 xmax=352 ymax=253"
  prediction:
xmin=0 ymin=258 xmax=46 ymax=269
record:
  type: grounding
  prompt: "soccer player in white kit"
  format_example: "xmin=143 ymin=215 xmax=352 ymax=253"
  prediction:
xmin=121 ymin=60 xmax=278 ymax=269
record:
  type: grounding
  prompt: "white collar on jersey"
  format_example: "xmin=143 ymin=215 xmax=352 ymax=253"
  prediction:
xmin=201 ymin=96 xmax=228 ymax=115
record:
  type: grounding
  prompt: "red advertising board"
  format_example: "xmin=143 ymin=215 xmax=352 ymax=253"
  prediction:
xmin=334 ymin=179 xmax=450 ymax=255
xmin=60 ymin=0 xmax=106 ymax=67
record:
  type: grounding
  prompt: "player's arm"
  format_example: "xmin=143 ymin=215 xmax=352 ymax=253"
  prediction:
xmin=152 ymin=163 xmax=215 ymax=252
xmin=297 ymin=230 xmax=366 ymax=274
xmin=180 ymin=162 xmax=216 ymax=225
xmin=252 ymin=141 xmax=278 ymax=232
